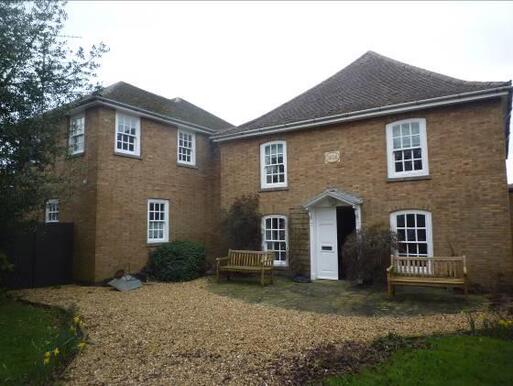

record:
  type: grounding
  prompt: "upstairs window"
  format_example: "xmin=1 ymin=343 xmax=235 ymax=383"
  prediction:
xmin=260 ymin=141 xmax=287 ymax=189
xmin=115 ymin=112 xmax=140 ymax=156
xmin=177 ymin=130 xmax=196 ymax=166
xmin=69 ymin=114 xmax=85 ymax=155
xmin=386 ymin=119 xmax=429 ymax=178
xmin=390 ymin=210 xmax=432 ymax=257
xmin=45 ymin=199 xmax=59 ymax=223
xmin=147 ymin=199 xmax=169 ymax=243
xmin=262 ymin=215 xmax=288 ymax=266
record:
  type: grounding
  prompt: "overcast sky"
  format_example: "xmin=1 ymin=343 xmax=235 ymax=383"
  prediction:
xmin=63 ymin=1 xmax=513 ymax=181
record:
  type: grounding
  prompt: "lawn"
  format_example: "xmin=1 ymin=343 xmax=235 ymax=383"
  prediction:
xmin=322 ymin=335 xmax=513 ymax=386
xmin=0 ymin=296 xmax=81 ymax=385
xmin=207 ymin=275 xmax=487 ymax=316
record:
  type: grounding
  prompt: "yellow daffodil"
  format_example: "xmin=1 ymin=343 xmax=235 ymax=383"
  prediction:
xmin=44 ymin=351 xmax=51 ymax=359
xmin=43 ymin=357 xmax=50 ymax=365
xmin=53 ymin=348 xmax=60 ymax=356
xmin=77 ymin=341 xmax=86 ymax=351
xmin=73 ymin=316 xmax=80 ymax=325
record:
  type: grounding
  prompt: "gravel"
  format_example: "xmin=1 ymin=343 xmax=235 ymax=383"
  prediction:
xmin=16 ymin=278 xmax=472 ymax=385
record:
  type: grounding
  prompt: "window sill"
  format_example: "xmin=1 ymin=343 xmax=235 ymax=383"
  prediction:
xmin=260 ymin=187 xmax=289 ymax=193
xmin=146 ymin=241 xmax=169 ymax=247
xmin=68 ymin=151 xmax=85 ymax=159
xmin=113 ymin=152 xmax=142 ymax=160
xmin=387 ymin=175 xmax=431 ymax=183
xmin=177 ymin=162 xmax=198 ymax=170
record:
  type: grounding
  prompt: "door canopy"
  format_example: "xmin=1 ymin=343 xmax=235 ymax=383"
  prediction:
xmin=303 ymin=188 xmax=363 ymax=209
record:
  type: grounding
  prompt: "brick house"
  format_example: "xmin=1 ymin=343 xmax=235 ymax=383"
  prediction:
xmin=50 ymin=51 xmax=513 ymax=287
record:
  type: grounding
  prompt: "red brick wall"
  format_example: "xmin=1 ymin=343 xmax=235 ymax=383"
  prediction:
xmin=218 ymin=99 xmax=513 ymax=287
xmin=58 ymin=108 xmax=100 ymax=282
xmin=59 ymin=106 xmax=221 ymax=282
xmin=90 ymin=107 xmax=220 ymax=280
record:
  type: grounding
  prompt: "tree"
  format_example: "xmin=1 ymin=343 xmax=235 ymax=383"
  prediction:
xmin=0 ymin=1 xmax=108 ymax=233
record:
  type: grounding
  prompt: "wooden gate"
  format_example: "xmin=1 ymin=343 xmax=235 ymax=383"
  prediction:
xmin=3 ymin=223 xmax=74 ymax=289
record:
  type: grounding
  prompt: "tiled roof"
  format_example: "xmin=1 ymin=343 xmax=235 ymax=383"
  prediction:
xmin=96 ymin=81 xmax=232 ymax=131
xmin=218 ymin=51 xmax=510 ymax=137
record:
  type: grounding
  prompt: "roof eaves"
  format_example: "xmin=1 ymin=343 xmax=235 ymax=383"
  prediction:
xmin=213 ymin=86 xmax=512 ymax=142
xmin=70 ymin=95 xmax=216 ymax=134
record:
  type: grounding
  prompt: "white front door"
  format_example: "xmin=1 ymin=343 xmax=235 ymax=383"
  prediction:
xmin=315 ymin=207 xmax=338 ymax=280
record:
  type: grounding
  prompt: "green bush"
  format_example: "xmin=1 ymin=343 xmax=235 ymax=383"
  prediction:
xmin=148 ymin=240 xmax=206 ymax=282
xmin=221 ymin=194 xmax=262 ymax=250
xmin=343 ymin=224 xmax=397 ymax=285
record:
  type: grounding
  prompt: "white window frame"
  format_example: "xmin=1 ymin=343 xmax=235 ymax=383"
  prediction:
xmin=261 ymin=215 xmax=288 ymax=267
xmin=390 ymin=210 xmax=433 ymax=257
xmin=386 ymin=118 xmax=429 ymax=179
xmin=177 ymin=129 xmax=196 ymax=166
xmin=147 ymin=199 xmax=169 ymax=244
xmin=260 ymin=141 xmax=288 ymax=189
xmin=69 ymin=114 xmax=85 ymax=155
xmin=45 ymin=199 xmax=60 ymax=223
xmin=114 ymin=112 xmax=141 ymax=156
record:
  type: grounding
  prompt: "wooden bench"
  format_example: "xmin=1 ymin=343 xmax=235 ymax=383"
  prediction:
xmin=387 ymin=255 xmax=467 ymax=296
xmin=216 ymin=249 xmax=274 ymax=286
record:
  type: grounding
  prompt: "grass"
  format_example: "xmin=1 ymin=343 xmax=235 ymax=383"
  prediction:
xmin=0 ymin=296 xmax=82 ymax=385
xmin=207 ymin=275 xmax=486 ymax=316
xmin=322 ymin=335 xmax=513 ymax=386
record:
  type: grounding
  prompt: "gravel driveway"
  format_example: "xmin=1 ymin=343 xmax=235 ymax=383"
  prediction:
xmin=17 ymin=278 xmax=471 ymax=385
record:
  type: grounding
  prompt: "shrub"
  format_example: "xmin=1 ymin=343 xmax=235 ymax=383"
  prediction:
xmin=222 ymin=194 xmax=262 ymax=250
xmin=343 ymin=224 xmax=397 ymax=285
xmin=148 ymin=240 xmax=206 ymax=282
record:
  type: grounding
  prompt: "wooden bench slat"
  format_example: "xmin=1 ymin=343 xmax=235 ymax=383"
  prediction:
xmin=216 ymin=249 xmax=275 ymax=286
xmin=387 ymin=255 xmax=467 ymax=296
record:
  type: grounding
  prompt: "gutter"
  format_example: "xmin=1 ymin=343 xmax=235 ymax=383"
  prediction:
xmin=70 ymin=95 xmax=216 ymax=135
xmin=212 ymin=86 xmax=512 ymax=142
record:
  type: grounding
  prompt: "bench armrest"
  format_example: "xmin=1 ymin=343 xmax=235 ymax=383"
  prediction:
xmin=261 ymin=253 xmax=274 ymax=267
xmin=216 ymin=256 xmax=229 ymax=266
xmin=463 ymin=266 xmax=467 ymax=276
xmin=386 ymin=264 xmax=394 ymax=273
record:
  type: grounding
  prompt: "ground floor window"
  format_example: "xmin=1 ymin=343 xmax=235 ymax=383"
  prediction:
xmin=147 ymin=199 xmax=169 ymax=243
xmin=45 ymin=199 xmax=59 ymax=223
xmin=390 ymin=210 xmax=432 ymax=257
xmin=262 ymin=215 xmax=288 ymax=266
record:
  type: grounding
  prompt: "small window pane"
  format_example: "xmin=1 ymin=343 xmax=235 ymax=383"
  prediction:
xmin=397 ymin=215 xmax=405 ymax=227
xmin=416 ymin=214 xmax=425 ymax=227
xmin=406 ymin=214 xmax=415 ymax=227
